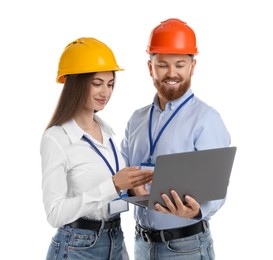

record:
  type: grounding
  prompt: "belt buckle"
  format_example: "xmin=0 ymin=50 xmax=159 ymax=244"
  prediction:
xmin=111 ymin=218 xmax=119 ymax=229
xmin=107 ymin=218 xmax=119 ymax=230
xmin=141 ymin=229 xmax=153 ymax=243
xmin=136 ymin=224 xmax=153 ymax=243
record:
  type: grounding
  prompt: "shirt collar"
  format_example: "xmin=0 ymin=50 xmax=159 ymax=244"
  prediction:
xmin=153 ymin=88 xmax=193 ymax=112
xmin=62 ymin=114 xmax=115 ymax=144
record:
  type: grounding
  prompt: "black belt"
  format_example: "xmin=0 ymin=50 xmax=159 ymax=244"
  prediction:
xmin=68 ymin=217 xmax=121 ymax=232
xmin=135 ymin=221 xmax=206 ymax=243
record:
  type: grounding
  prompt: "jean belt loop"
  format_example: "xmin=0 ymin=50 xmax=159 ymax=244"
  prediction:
xmin=202 ymin=220 xmax=208 ymax=231
xmin=160 ymin=230 xmax=167 ymax=243
xmin=97 ymin=220 xmax=105 ymax=237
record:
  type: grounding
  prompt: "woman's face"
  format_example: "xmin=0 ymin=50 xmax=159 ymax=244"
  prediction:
xmin=85 ymin=71 xmax=114 ymax=112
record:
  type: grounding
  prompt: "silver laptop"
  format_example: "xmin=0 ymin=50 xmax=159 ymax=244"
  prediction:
xmin=122 ymin=146 xmax=237 ymax=210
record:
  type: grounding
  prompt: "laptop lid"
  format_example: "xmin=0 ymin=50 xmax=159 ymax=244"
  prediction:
xmin=147 ymin=146 xmax=237 ymax=210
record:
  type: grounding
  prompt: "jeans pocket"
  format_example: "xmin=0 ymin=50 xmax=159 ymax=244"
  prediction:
xmin=167 ymin=237 xmax=201 ymax=255
xmin=46 ymin=238 xmax=60 ymax=260
xmin=67 ymin=230 xmax=98 ymax=251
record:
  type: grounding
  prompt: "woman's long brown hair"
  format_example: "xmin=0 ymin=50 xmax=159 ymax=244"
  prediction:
xmin=46 ymin=72 xmax=116 ymax=130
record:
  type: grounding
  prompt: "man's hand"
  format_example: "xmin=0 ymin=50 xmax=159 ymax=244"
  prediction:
xmin=154 ymin=190 xmax=201 ymax=219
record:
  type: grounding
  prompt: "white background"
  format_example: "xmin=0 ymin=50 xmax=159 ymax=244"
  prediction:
xmin=1 ymin=0 xmax=272 ymax=259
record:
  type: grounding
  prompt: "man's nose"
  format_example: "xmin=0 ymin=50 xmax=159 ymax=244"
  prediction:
xmin=167 ymin=65 xmax=177 ymax=77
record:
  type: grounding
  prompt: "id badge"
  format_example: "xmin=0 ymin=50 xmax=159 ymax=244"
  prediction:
xmin=140 ymin=163 xmax=155 ymax=192
xmin=140 ymin=163 xmax=155 ymax=171
xmin=109 ymin=195 xmax=129 ymax=215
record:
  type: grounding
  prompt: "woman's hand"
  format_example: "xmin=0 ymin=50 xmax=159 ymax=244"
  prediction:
xmin=128 ymin=181 xmax=152 ymax=196
xmin=112 ymin=166 xmax=153 ymax=191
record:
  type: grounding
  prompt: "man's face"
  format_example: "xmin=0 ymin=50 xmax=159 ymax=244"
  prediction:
xmin=148 ymin=54 xmax=196 ymax=104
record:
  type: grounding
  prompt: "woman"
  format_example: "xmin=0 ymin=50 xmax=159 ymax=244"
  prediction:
xmin=40 ymin=37 xmax=153 ymax=260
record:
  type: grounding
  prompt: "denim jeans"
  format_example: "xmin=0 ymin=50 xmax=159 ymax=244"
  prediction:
xmin=134 ymin=221 xmax=215 ymax=260
xmin=46 ymin=224 xmax=128 ymax=260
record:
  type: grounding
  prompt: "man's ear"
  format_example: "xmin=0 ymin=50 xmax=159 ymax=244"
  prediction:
xmin=148 ymin=60 xmax=153 ymax=77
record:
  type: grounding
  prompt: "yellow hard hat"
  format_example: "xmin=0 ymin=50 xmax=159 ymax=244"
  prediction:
xmin=57 ymin=37 xmax=123 ymax=83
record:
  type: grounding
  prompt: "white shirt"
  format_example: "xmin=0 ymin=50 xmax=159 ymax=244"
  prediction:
xmin=40 ymin=116 xmax=125 ymax=228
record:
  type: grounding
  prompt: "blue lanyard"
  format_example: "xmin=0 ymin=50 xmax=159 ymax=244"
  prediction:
xmin=82 ymin=135 xmax=119 ymax=176
xmin=148 ymin=93 xmax=194 ymax=163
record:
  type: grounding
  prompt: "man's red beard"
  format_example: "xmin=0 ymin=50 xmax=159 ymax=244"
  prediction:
xmin=155 ymin=77 xmax=191 ymax=101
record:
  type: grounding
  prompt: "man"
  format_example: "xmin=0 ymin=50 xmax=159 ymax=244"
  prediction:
xmin=121 ymin=18 xmax=231 ymax=259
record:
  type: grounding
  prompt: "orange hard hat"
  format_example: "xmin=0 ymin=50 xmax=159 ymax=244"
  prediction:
xmin=146 ymin=18 xmax=198 ymax=55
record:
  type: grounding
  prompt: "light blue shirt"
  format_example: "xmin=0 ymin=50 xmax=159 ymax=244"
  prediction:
xmin=120 ymin=88 xmax=231 ymax=229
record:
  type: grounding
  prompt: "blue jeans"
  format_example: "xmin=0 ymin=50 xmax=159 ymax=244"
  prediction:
xmin=46 ymin=224 xmax=128 ymax=260
xmin=134 ymin=221 xmax=215 ymax=260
